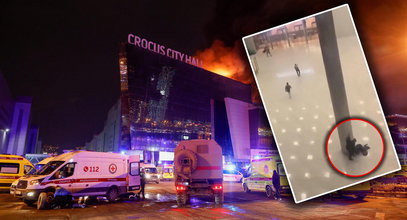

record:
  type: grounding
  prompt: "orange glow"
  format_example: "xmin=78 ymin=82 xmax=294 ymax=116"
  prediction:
xmin=195 ymin=40 xmax=250 ymax=83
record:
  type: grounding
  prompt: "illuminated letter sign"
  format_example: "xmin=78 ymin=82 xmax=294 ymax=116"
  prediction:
xmin=127 ymin=34 xmax=203 ymax=67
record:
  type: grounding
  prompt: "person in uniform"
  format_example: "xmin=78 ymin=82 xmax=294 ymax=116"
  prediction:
xmin=139 ymin=169 xmax=146 ymax=200
xmin=272 ymin=170 xmax=281 ymax=200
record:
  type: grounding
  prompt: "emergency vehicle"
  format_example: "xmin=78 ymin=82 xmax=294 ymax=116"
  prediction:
xmin=0 ymin=155 xmax=34 ymax=191
xmin=160 ymin=164 xmax=174 ymax=181
xmin=242 ymin=156 xmax=290 ymax=198
xmin=174 ymin=140 xmax=224 ymax=205
xmin=10 ymin=157 xmax=55 ymax=197
xmin=223 ymin=170 xmax=243 ymax=182
xmin=15 ymin=151 xmax=140 ymax=209
xmin=141 ymin=163 xmax=160 ymax=184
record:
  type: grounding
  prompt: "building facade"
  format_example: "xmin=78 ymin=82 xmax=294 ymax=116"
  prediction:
xmin=0 ymin=71 xmax=14 ymax=153
xmin=0 ymin=71 xmax=37 ymax=155
xmin=120 ymin=41 xmax=254 ymax=162
xmin=85 ymin=100 xmax=121 ymax=153
xmin=87 ymin=37 xmax=275 ymax=164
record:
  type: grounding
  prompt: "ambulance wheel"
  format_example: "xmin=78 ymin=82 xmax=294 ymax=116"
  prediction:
xmin=214 ymin=192 xmax=224 ymax=205
xmin=176 ymin=192 xmax=188 ymax=206
xmin=243 ymin=183 xmax=251 ymax=193
xmin=106 ymin=187 xmax=119 ymax=202
xmin=266 ymin=185 xmax=274 ymax=199
xmin=23 ymin=199 xmax=35 ymax=206
xmin=37 ymin=192 xmax=54 ymax=210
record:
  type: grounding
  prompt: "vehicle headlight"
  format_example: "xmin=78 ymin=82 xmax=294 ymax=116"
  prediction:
xmin=27 ymin=192 xmax=35 ymax=197
xmin=176 ymin=182 xmax=189 ymax=186
xmin=145 ymin=174 xmax=151 ymax=179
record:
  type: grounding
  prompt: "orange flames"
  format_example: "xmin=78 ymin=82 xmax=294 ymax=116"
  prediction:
xmin=195 ymin=40 xmax=252 ymax=84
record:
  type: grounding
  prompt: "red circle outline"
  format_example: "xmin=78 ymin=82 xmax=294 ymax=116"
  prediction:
xmin=109 ymin=164 xmax=117 ymax=174
xmin=325 ymin=118 xmax=385 ymax=177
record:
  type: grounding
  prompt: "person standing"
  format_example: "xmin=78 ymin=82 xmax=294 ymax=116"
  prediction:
xmin=265 ymin=46 xmax=272 ymax=57
xmin=285 ymin=82 xmax=292 ymax=99
xmin=139 ymin=169 xmax=146 ymax=200
xmin=294 ymin=64 xmax=301 ymax=77
xmin=272 ymin=170 xmax=281 ymax=200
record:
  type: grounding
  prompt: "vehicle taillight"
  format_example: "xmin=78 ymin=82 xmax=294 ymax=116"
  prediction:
xmin=212 ymin=185 xmax=223 ymax=190
xmin=176 ymin=185 xmax=187 ymax=191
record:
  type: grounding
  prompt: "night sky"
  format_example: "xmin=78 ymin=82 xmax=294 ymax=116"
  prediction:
xmin=1 ymin=0 xmax=406 ymax=148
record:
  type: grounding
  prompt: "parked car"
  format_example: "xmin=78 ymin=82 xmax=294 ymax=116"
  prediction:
xmin=223 ymin=170 xmax=243 ymax=182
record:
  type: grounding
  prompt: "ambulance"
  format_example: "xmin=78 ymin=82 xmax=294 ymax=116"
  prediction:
xmin=242 ymin=155 xmax=290 ymax=198
xmin=141 ymin=163 xmax=160 ymax=184
xmin=0 ymin=155 xmax=34 ymax=191
xmin=161 ymin=164 xmax=174 ymax=181
xmin=10 ymin=157 xmax=55 ymax=197
xmin=15 ymin=151 xmax=141 ymax=209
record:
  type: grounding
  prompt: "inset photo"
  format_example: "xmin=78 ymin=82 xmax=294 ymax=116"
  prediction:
xmin=243 ymin=4 xmax=401 ymax=203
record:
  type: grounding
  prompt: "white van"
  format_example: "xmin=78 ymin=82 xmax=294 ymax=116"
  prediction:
xmin=15 ymin=151 xmax=140 ymax=209
xmin=141 ymin=163 xmax=160 ymax=184
xmin=10 ymin=157 xmax=55 ymax=197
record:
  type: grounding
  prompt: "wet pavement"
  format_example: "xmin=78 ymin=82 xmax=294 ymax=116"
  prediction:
xmin=0 ymin=181 xmax=406 ymax=219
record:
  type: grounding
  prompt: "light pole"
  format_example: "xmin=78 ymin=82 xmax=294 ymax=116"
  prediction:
xmin=1 ymin=128 xmax=10 ymax=152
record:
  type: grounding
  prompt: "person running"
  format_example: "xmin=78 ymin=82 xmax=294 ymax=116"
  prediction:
xmin=272 ymin=170 xmax=281 ymax=200
xmin=285 ymin=82 xmax=292 ymax=99
xmin=294 ymin=64 xmax=301 ymax=77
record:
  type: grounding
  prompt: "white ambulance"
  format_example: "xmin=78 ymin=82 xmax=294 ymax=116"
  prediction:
xmin=15 ymin=151 xmax=141 ymax=209
xmin=140 ymin=163 xmax=160 ymax=184
xmin=242 ymin=155 xmax=290 ymax=198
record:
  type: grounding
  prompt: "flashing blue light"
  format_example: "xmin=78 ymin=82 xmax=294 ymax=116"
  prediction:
xmin=225 ymin=164 xmax=236 ymax=171
xmin=120 ymin=150 xmax=126 ymax=155
xmin=254 ymin=155 xmax=261 ymax=160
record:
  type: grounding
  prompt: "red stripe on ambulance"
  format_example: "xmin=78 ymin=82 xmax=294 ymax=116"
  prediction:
xmin=0 ymin=175 xmax=20 ymax=179
xmin=195 ymin=166 xmax=222 ymax=170
xmin=40 ymin=177 xmax=126 ymax=185
xmin=0 ymin=157 xmax=23 ymax=160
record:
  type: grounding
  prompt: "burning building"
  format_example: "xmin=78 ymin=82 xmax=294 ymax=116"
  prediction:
xmin=87 ymin=34 xmax=275 ymax=164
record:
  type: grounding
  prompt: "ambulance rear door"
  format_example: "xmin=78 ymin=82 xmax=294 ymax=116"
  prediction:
xmin=128 ymin=155 xmax=140 ymax=191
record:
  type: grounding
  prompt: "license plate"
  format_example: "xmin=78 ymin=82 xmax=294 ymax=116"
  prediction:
xmin=15 ymin=190 xmax=21 ymax=195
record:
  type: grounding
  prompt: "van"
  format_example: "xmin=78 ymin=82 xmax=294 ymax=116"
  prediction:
xmin=15 ymin=151 xmax=140 ymax=209
xmin=0 ymin=155 xmax=34 ymax=191
xmin=242 ymin=155 xmax=290 ymax=198
xmin=10 ymin=157 xmax=55 ymax=196
xmin=141 ymin=163 xmax=160 ymax=184
xmin=161 ymin=164 xmax=174 ymax=181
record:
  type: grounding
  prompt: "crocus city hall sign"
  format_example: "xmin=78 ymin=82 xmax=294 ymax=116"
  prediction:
xmin=128 ymin=34 xmax=203 ymax=67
